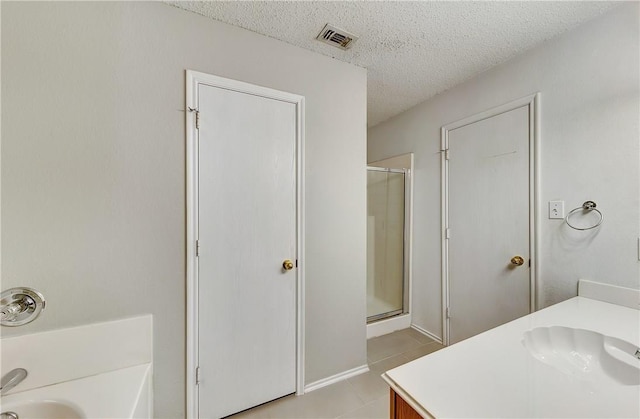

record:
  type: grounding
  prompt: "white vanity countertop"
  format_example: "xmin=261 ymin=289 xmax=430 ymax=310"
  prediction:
xmin=382 ymin=297 xmax=640 ymax=418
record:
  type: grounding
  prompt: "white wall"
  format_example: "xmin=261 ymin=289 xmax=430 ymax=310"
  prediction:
xmin=368 ymin=3 xmax=640 ymax=339
xmin=1 ymin=2 xmax=367 ymax=417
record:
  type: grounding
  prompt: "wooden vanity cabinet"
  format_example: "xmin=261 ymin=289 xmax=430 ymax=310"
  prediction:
xmin=389 ymin=389 xmax=423 ymax=419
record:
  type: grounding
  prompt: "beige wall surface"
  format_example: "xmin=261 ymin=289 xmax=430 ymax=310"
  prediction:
xmin=368 ymin=4 xmax=640 ymax=339
xmin=1 ymin=2 xmax=367 ymax=417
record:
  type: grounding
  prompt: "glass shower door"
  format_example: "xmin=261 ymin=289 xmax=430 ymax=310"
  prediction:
xmin=367 ymin=168 xmax=406 ymax=322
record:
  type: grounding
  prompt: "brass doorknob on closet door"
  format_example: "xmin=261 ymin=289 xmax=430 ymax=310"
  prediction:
xmin=510 ymin=256 xmax=525 ymax=266
xmin=282 ymin=259 xmax=294 ymax=271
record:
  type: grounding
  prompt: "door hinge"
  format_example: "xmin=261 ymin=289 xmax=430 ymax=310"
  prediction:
xmin=446 ymin=307 xmax=451 ymax=319
xmin=188 ymin=107 xmax=200 ymax=129
xmin=443 ymin=149 xmax=450 ymax=160
xmin=195 ymin=240 xmax=200 ymax=257
xmin=195 ymin=366 xmax=200 ymax=385
xmin=445 ymin=228 xmax=451 ymax=239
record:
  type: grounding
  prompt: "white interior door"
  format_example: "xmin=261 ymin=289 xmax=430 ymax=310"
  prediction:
xmin=197 ymin=82 xmax=298 ymax=418
xmin=446 ymin=105 xmax=531 ymax=345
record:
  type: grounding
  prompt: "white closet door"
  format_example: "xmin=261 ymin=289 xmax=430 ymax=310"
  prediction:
xmin=197 ymin=83 xmax=297 ymax=418
xmin=448 ymin=106 xmax=531 ymax=344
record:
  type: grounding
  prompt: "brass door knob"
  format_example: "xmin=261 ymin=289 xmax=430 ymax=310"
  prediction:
xmin=282 ymin=259 xmax=294 ymax=271
xmin=510 ymin=256 xmax=525 ymax=266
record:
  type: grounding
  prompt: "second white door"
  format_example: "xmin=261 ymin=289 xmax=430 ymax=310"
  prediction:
xmin=197 ymin=80 xmax=299 ymax=418
xmin=446 ymin=104 xmax=532 ymax=345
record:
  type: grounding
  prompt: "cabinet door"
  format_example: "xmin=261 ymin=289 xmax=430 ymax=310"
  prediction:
xmin=390 ymin=389 xmax=423 ymax=419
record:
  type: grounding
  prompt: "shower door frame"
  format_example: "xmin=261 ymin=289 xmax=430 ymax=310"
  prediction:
xmin=366 ymin=166 xmax=411 ymax=323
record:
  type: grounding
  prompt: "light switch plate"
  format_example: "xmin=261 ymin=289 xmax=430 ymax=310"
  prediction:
xmin=549 ymin=201 xmax=564 ymax=219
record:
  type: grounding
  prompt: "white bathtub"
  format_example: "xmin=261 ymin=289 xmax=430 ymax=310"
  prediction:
xmin=1 ymin=315 xmax=153 ymax=418
xmin=0 ymin=363 xmax=152 ymax=418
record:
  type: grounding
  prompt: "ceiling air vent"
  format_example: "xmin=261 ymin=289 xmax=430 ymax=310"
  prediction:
xmin=316 ymin=24 xmax=358 ymax=50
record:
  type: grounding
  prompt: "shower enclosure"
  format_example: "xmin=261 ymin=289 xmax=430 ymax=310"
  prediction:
xmin=367 ymin=167 xmax=408 ymax=322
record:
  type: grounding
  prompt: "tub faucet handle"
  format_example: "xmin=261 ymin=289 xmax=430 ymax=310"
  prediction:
xmin=0 ymin=368 xmax=27 ymax=395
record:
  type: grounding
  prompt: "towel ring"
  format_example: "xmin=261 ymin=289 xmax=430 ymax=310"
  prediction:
xmin=565 ymin=201 xmax=603 ymax=231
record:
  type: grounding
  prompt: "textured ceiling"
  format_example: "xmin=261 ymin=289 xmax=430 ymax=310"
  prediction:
xmin=167 ymin=1 xmax=618 ymax=127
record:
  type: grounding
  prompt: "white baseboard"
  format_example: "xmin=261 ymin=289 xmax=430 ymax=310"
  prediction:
xmin=367 ymin=314 xmax=411 ymax=339
xmin=304 ymin=364 xmax=369 ymax=393
xmin=410 ymin=323 xmax=443 ymax=345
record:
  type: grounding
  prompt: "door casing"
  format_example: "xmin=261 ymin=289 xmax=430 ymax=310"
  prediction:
xmin=440 ymin=93 xmax=540 ymax=346
xmin=185 ymin=70 xmax=305 ymax=418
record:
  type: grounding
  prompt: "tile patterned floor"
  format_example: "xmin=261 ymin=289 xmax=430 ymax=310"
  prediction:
xmin=231 ymin=328 xmax=444 ymax=419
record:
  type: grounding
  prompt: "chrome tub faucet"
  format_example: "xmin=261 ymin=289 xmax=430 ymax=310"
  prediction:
xmin=0 ymin=368 xmax=27 ymax=395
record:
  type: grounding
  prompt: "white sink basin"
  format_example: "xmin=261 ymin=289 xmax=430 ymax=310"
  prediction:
xmin=523 ymin=326 xmax=640 ymax=385
xmin=1 ymin=400 xmax=84 ymax=419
